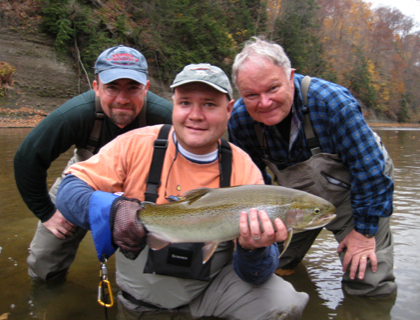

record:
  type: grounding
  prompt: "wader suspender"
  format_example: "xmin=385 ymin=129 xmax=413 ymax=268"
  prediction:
xmin=86 ymin=96 xmax=105 ymax=153
xmin=218 ymin=139 xmax=232 ymax=188
xmin=144 ymin=125 xmax=232 ymax=203
xmin=300 ymin=76 xmax=321 ymax=155
xmin=253 ymin=75 xmax=321 ymax=157
xmin=86 ymin=94 xmax=148 ymax=154
xmin=144 ymin=124 xmax=172 ymax=203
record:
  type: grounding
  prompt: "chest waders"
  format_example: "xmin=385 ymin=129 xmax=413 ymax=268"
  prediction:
xmin=30 ymin=96 xmax=150 ymax=281
xmin=140 ymin=124 xmax=233 ymax=282
xmin=254 ymin=77 xmax=396 ymax=296
xmin=118 ymin=125 xmax=235 ymax=310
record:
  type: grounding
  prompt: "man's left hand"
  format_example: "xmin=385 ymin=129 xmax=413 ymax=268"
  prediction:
xmin=238 ymin=208 xmax=288 ymax=250
xmin=337 ymin=229 xmax=377 ymax=280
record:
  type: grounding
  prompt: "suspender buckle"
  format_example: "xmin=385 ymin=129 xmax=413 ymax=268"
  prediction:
xmin=154 ymin=139 xmax=168 ymax=148
xmin=145 ymin=183 xmax=160 ymax=196
xmin=96 ymin=111 xmax=105 ymax=119
xmin=310 ymin=147 xmax=321 ymax=155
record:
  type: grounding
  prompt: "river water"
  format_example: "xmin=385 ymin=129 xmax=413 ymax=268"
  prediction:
xmin=0 ymin=127 xmax=419 ymax=320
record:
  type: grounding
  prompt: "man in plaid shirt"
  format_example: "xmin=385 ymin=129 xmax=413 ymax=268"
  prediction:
xmin=228 ymin=37 xmax=396 ymax=297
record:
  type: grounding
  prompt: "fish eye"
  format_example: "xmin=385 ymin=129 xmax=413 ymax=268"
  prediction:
xmin=314 ymin=208 xmax=321 ymax=214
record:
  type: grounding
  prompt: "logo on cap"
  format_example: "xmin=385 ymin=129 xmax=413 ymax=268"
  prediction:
xmin=107 ymin=53 xmax=139 ymax=66
xmin=190 ymin=67 xmax=216 ymax=74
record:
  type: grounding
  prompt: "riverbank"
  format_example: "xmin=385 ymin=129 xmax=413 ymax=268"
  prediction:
xmin=367 ymin=122 xmax=420 ymax=128
xmin=1 ymin=106 xmax=419 ymax=129
xmin=0 ymin=107 xmax=48 ymax=128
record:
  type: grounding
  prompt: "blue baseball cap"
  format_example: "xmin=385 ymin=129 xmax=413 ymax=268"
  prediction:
xmin=94 ymin=45 xmax=148 ymax=85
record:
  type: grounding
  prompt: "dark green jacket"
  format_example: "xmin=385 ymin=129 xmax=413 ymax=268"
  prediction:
xmin=14 ymin=90 xmax=173 ymax=221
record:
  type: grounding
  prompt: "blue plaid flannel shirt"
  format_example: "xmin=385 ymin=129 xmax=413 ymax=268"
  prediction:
xmin=228 ymin=73 xmax=394 ymax=235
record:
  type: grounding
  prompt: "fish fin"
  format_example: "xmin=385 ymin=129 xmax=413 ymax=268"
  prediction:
xmin=279 ymin=228 xmax=294 ymax=258
xmin=166 ymin=195 xmax=180 ymax=203
xmin=147 ymin=234 xmax=170 ymax=251
xmin=141 ymin=202 xmax=156 ymax=210
xmin=182 ymin=188 xmax=211 ymax=204
xmin=202 ymin=241 xmax=219 ymax=264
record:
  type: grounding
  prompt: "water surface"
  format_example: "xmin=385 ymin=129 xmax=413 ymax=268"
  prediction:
xmin=0 ymin=128 xmax=419 ymax=319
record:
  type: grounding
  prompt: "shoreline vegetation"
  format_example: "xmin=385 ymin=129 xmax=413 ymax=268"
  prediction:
xmin=1 ymin=107 xmax=419 ymax=129
xmin=0 ymin=107 xmax=48 ymax=128
xmin=2 ymin=0 xmax=420 ymax=127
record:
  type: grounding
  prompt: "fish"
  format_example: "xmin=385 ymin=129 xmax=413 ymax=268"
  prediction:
xmin=139 ymin=184 xmax=336 ymax=263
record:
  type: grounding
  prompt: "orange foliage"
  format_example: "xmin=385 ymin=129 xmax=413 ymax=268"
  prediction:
xmin=265 ymin=0 xmax=419 ymax=119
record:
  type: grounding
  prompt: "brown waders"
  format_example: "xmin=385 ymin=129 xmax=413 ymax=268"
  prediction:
xmin=252 ymin=76 xmax=396 ymax=297
xmin=265 ymin=150 xmax=396 ymax=297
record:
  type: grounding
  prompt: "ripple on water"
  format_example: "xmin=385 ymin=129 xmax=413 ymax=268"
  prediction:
xmin=303 ymin=231 xmax=344 ymax=310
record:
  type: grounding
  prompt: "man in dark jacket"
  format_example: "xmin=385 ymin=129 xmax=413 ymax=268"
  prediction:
xmin=14 ymin=45 xmax=173 ymax=281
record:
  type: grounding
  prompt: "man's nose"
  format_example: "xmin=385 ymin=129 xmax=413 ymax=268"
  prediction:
xmin=188 ymin=105 xmax=204 ymax=119
xmin=259 ymin=93 xmax=272 ymax=108
xmin=115 ymin=89 xmax=130 ymax=103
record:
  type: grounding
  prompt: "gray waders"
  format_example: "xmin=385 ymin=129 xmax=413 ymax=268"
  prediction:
xmin=27 ymin=95 xmax=150 ymax=280
xmin=114 ymin=126 xmax=309 ymax=319
xmin=27 ymin=148 xmax=93 ymax=280
xmin=255 ymin=76 xmax=396 ymax=297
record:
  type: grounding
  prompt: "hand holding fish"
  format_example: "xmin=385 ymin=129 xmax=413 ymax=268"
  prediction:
xmin=136 ymin=185 xmax=336 ymax=263
xmin=238 ymin=208 xmax=288 ymax=251
xmin=337 ymin=229 xmax=377 ymax=280
xmin=111 ymin=197 xmax=147 ymax=260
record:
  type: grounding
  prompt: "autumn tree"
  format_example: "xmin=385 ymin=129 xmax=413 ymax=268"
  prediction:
xmin=347 ymin=49 xmax=377 ymax=109
xmin=34 ymin=0 xmax=420 ymax=121
xmin=266 ymin=0 xmax=331 ymax=78
xmin=400 ymin=32 xmax=420 ymax=120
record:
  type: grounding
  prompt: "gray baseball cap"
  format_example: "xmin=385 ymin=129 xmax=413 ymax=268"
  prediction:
xmin=94 ymin=45 xmax=148 ymax=85
xmin=170 ymin=63 xmax=233 ymax=99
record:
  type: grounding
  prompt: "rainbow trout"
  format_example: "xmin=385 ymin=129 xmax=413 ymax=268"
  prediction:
xmin=139 ymin=184 xmax=336 ymax=263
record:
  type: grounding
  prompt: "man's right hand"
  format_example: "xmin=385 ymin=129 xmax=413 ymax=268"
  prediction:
xmin=110 ymin=197 xmax=147 ymax=260
xmin=43 ymin=210 xmax=77 ymax=239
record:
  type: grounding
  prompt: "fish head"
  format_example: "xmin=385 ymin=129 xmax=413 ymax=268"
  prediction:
xmin=286 ymin=194 xmax=336 ymax=231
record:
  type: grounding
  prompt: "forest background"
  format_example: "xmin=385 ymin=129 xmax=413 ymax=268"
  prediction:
xmin=1 ymin=0 xmax=420 ymax=124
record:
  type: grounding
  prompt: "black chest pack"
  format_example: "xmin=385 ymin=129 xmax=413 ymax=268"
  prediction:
xmin=143 ymin=124 xmax=233 ymax=281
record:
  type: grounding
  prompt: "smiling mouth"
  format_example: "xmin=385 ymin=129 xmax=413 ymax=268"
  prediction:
xmin=112 ymin=107 xmax=134 ymax=112
xmin=258 ymin=108 xmax=277 ymax=114
xmin=187 ymin=126 xmax=206 ymax=131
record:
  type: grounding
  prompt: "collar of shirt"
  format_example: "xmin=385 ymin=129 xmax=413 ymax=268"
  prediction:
xmin=173 ymin=132 xmax=218 ymax=164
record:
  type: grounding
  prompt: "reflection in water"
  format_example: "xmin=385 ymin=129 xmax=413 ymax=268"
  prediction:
xmin=0 ymin=128 xmax=419 ymax=319
xmin=268 ymin=129 xmax=419 ymax=320
xmin=381 ymin=130 xmax=420 ymax=320
xmin=0 ymin=128 xmax=117 ymax=320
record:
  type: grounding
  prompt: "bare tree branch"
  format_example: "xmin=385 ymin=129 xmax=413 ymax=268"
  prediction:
xmin=74 ymin=37 xmax=92 ymax=90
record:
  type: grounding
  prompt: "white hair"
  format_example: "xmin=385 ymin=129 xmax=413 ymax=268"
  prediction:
xmin=232 ymin=37 xmax=292 ymax=88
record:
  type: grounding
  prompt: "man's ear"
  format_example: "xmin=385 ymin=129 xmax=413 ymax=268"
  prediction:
xmin=290 ymin=68 xmax=295 ymax=91
xmin=290 ymin=68 xmax=295 ymax=81
xmin=93 ymin=80 xmax=100 ymax=98
xmin=144 ymin=80 xmax=150 ymax=91
xmin=226 ymin=99 xmax=235 ymax=119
